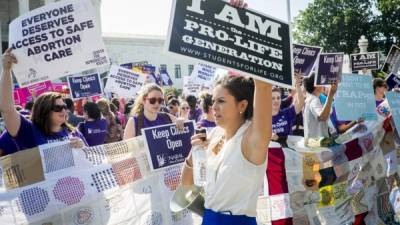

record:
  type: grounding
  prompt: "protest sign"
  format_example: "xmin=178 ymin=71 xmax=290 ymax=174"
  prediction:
xmin=182 ymin=76 xmax=201 ymax=97
xmin=160 ymin=69 xmax=173 ymax=86
xmin=120 ymin=61 xmax=149 ymax=70
xmin=51 ymin=82 xmax=68 ymax=93
xmin=315 ymin=52 xmax=344 ymax=86
xmin=67 ymin=73 xmax=102 ymax=100
xmin=386 ymin=73 xmax=400 ymax=91
xmin=350 ymin=52 xmax=379 ymax=71
xmin=335 ymin=74 xmax=377 ymax=121
xmin=382 ymin=45 xmax=400 ymax=75
xmin=13 ymin=80 xmax=53 ymax=106
xmin=8 ymin=0 xmax=109 ymax=87
xmin=104 ymin=65 xmax=146 ymax=98
xmin=142 ymin=65 xmax=161 ymax=85
xmin=292 ymin=44 xmax=322 ymax=77
xmin=190 ymin=63 xmax=216 ymax=90
xmin=142 ymin=121 xmax=195 ymax=171
xmin=165 ymin=0 xmax=293 ymax=88
xmin=386 ymin=92 xmax=400 ymax=136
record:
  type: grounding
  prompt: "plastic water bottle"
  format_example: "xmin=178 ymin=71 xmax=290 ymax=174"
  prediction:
xmin=192 ymin=128 xmax=207 ymax=186
xmin=192 ymin=145 xmax=207 ymax=187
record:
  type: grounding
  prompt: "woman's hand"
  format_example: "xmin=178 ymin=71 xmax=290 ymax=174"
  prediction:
xmin=175 ymin=117 xmax=185 ymax=131
xmin=191 ymin=133 xmax=209 ymax=149
xmin=230 ymin=0 xmax=248 ymax=9
xmin=271 ymin=133 xmax=279 ymax=141
xmin=69 ymin=137 xmax=85 ymax=149
xmin=2 ymin=48 xmax=17 ymax=71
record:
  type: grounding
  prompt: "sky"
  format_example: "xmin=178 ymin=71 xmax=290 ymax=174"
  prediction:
xmin=100 ymin=0 xmax=313 ymax=36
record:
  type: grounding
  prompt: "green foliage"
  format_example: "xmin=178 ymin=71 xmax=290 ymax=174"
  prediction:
xmin=163 ymin=86 xmax=181 ymax=99
xmin=294 ymin=0 xmax=399 ymax=54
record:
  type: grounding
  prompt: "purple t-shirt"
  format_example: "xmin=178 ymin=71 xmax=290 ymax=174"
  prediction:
xmin=189 ymin=108 xmax=202 ymax=122
xmin=134 ymin=113 xmax=172 ymax=136
xmin=376 ymin=99 xmax=384 ymax=107
xmin=9 ymin=114 xmax=87 ymax=151
xmin=77 ymin=119 xmax=107 ymax=146
xmin=0 ymin=131 xmax=19 ymax=155
xmin=272 ymin=105 xmax=297 ymax=137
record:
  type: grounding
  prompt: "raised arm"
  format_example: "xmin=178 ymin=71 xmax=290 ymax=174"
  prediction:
xmin=0 ymin=49 xmax=21 ymax=136
xmin=318 ymin=82 xmax=337 ymax=121
xmin=293 ymin=75 xmax=305 ymax=114
xmin=242 ymin=79 xmax=272 ymax=165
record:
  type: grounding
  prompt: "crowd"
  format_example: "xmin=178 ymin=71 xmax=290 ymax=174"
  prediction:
xmin=0 ymin=0 xmax=398 ymax=224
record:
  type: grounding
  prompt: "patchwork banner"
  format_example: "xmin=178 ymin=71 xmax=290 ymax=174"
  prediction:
xmin=335 ymin=74 xmax=377 ymax=121
xmin=67 ymin=73 xmax=102 ymax=100
xmin=142 ymin=121 xmax=195 ymax=171
xmin=292 ymin=44 xmax=322 ymax=77
xmin=8 ymin=0 xmax=109 ymax=87
xmin=104 ymin=65 xmax=146 ymax=98
xmin=165 ymin=0 xmax=294 ymax=88
xmin=315 ymin=53 xmax=344 ymax=86
xmin=0 ymin=101 xmax=399 ymax=225
xmin=382 ymin=45 xmax=400 ymax=75
xmin=350 ymin=52 xmax=380 ymax=71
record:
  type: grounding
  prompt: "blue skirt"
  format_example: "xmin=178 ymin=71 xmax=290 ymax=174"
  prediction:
xmin=201 ymin=208 xmax=257 ymax=225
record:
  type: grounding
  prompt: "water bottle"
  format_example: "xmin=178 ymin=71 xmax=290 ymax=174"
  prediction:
xmin=192 ymin=128 xmax=207 ymax=187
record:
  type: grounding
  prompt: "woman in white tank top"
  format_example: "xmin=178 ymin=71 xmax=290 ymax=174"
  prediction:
xmin=181 ymin=70 xmax=272 ymax=224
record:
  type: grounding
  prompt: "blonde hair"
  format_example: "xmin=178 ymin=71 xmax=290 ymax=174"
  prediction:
xmin=132 ymin=83 xmax=163 ymax=115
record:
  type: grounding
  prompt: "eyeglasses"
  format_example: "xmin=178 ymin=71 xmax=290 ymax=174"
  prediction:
xmin=52 ymin=104 xmax=68 ymax=112
xmin=146 ymin=97 xmax=164 ymax=105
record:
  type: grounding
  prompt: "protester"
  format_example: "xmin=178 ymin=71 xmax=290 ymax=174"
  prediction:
xmin=77 ymin=102 xmax=107 ymax=146
xmin=97 ymin=98 xmax=123 ymax=143
xmin=179 ymin=100 xmax=190 ymax=120
xmin=373 ymin=78 xmax=387 ymax=107
xmin=65 ymin=98 xmax=84 ymax=127
xmin=168 ymin=98 xmax=180 ymax=117
xmin=124 ymin=83 xmax=179 ymax=139
xmin=0 ymin=49 xmax=87 ymax=151
xmin=186 ymin=95 xmax=202 ymax=122
xmin=303 ymin=73 xmax=338 ymax=141
xmin=111 ymin=98 xmax=127 ymax=127
xmin=271 ymin=75 xmax=304 ymax=143
xmin=197 ymin=92 xmax=216 ymax=131
xmin=182 ymin=73 xmax=272 ymax=224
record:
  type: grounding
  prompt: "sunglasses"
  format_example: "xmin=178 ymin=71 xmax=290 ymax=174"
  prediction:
xmin=146 ymin=97 xmax=164 ymax=105
xmin=52 ymin=104 xmax=68 ymax=112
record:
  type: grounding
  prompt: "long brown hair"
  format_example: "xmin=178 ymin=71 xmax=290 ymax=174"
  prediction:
xmin=132 ymin=84 xmax=163 ymax=116
xmin=31 ymin=92 xmax=74 ymax=135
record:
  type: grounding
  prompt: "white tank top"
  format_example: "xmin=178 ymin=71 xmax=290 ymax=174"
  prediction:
xmin=204 ymin=121 xmax=266 ymax=217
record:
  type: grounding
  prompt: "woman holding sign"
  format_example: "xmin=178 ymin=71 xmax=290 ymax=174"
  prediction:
xmin=0 ymin=49 xmax=87 ymax=151
xmin=181 ymin=71 xmax=272 ymax=224
xmin=123 ymin=83 xmax=178 ymax=138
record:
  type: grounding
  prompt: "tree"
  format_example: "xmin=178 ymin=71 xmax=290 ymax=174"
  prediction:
xmin=375 ymin=0 xmax=400 ymax=51
xmin=293 ymin=0 xmax=378 ymax=54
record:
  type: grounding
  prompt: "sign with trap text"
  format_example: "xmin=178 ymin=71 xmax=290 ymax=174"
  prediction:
xmin=335 ymin=74 xmax=377 ymax=121
xmin=382 ymin=45 xmax=400 ymax=75
xmin=165 ymin=0 xmax=293 ymax=88
xmin=8 ymin=0 xmax=109 ymax=87
xmin=142 ymin=121 xmax=195 ymax=171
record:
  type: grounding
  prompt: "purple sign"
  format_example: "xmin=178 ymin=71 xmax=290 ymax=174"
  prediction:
xmin=386 ymin=73 xmax=400 ymax=91
xmin=315 ymin=53 xmax=344 ymax=86
xmin=350 ymin=52 xmax=380 ymax=71
xmin=382 ymin=45 xmax=400 ymax=75
xmin=67 ymin=73 xmax=103 ymax=100
xmin=143 ymin=121 xmax=195 ymax=171
xmin=292 ymin=44 xmax=322 ymax=77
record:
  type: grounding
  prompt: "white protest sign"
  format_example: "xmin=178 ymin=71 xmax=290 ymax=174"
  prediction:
xmin=182 ymin=76 xmax=201 ymax=97
xmin=8 ymin=0 xmax=109 ymax=87
xmin=190 ymin=63 xmax=216 ymax=91
xmin=105 ymin=65 xmax=146 ymax=98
